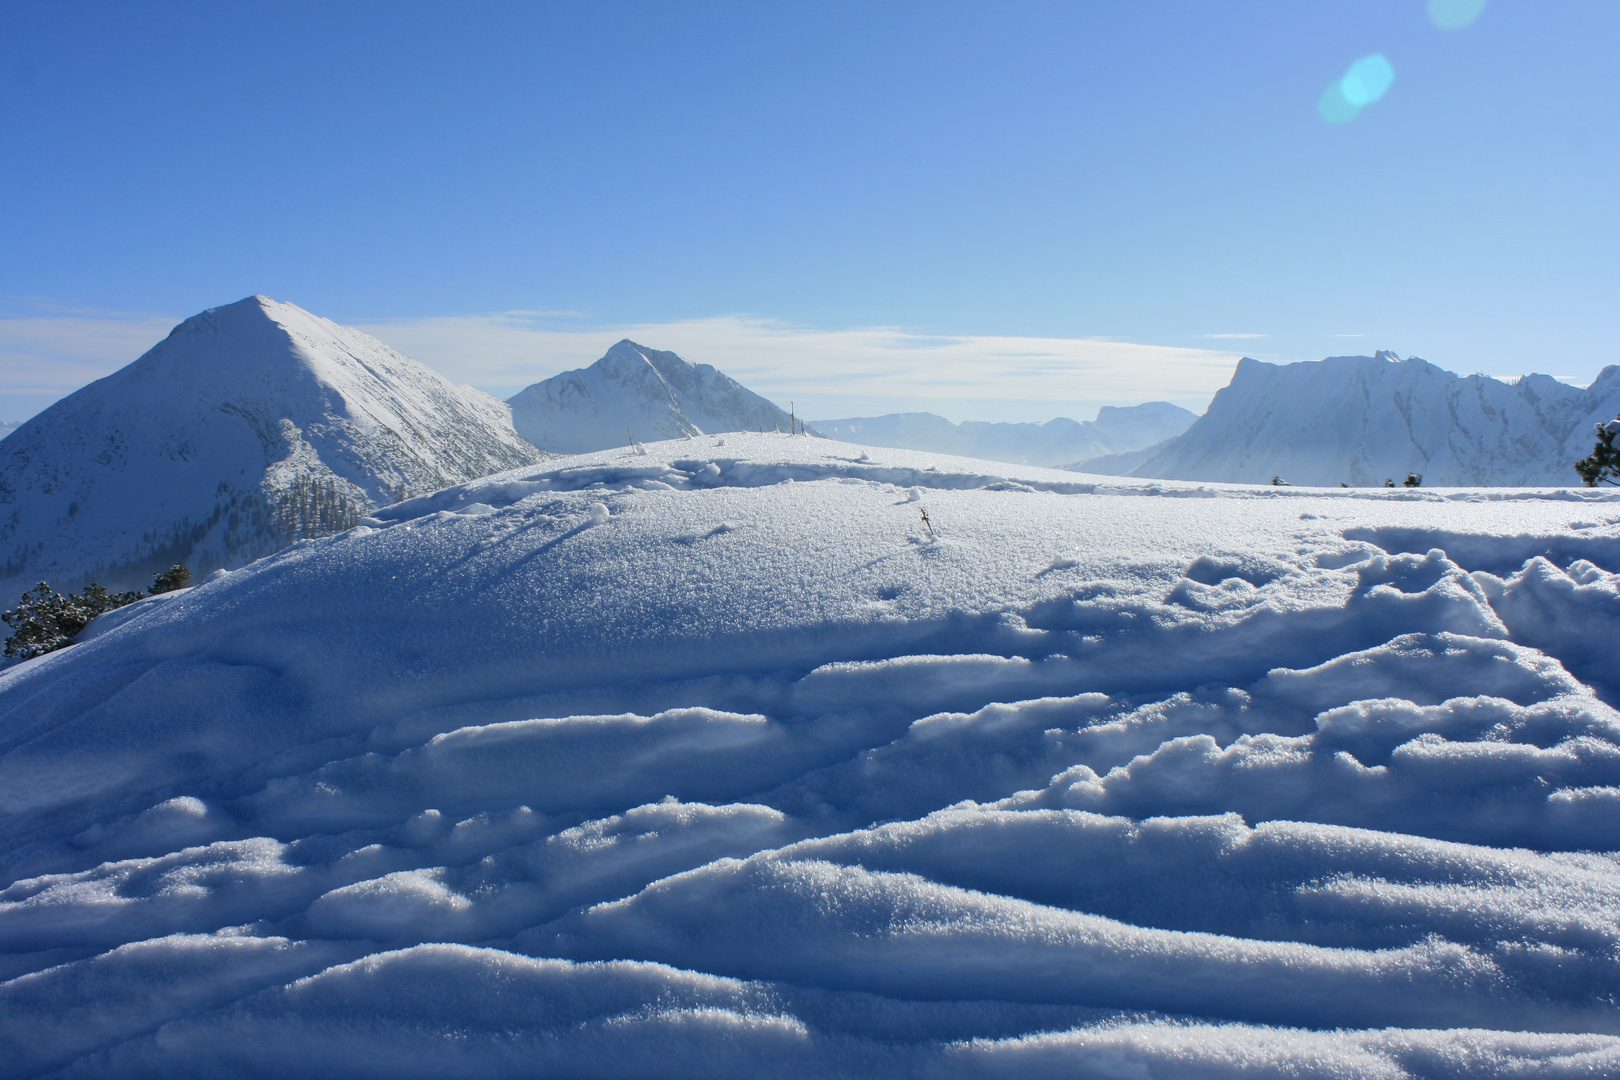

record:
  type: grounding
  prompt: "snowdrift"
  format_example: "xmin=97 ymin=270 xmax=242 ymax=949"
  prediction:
xmin=2 ymin=435 xmax=1619 ymax=1077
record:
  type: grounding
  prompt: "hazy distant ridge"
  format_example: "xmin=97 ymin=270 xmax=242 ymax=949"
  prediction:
xmin=814 ymin=402 xmax=1196 ymax=468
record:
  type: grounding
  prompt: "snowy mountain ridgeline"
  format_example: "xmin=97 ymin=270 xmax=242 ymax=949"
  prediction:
xmin=1077 ymin=350 xmax=1620 ymax=486
xmin=508 ymin=339 xmax=797 ymax=454
xmin=0 ymin=296 xmax=545 ymax=599
xmin=813 ymin=401 xmax=1196 ymax=468
xmin=3 ymin=434 xmax=1620 ymax=1074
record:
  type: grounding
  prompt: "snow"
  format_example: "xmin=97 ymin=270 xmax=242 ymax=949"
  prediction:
xmin=3 ymin=433 xmax=1620 ymax=1076
xmin=0 ymin=296 xmax=544 ymax=599
xmin=812 ymin=402 xmax=1196 ymax=468
xmin=1081 ymin=351 xmax=1620 ymax=487
xmin=507 ymin=339 xmax=795 ymax=454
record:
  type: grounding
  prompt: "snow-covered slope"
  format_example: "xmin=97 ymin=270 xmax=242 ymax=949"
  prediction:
xmin=3 ymin=433 xmax=1620 ymax=1076
xmin=813 ymin=402 xmax=1195 ymax=468
xmin=0 ymin=296 xmax=545 ymax=599
xmin=508 ymin=340 xmax=794 ymax=454
xmin=1077 ymin=351 xmax=1620 ymax=486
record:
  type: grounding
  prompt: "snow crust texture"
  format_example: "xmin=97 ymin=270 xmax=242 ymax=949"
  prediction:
xmin=0 ymin=297 xmax=544 ymax=598
xmin=814 ymin=402 xmax=1196 ymax=468
xmin=1081 ymin=351 xmax=1620 ymax=487
xmin=3 ymin=435 xmax=1620 ymax=1077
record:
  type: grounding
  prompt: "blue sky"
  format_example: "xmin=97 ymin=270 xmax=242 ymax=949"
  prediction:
xmin=2 ymin=0 xmax=1616 ymax=422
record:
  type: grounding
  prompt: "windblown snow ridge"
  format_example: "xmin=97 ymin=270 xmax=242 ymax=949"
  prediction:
xmin=3 ymin=435 xmax=1620 ymax=1077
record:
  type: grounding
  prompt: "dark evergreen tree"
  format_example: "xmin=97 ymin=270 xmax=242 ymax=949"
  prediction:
xmin=150 ymin=564 xmax=193 ymax=594
xmin=3 ymin=582 xmax=142 ymax=659
xmin=1575 ymin=418 xmax=1620 ymax=487
xmin=1404 ymin=473 xmax=1422 ymax=487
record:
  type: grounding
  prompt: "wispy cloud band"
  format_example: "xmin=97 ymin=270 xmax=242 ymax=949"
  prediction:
xmin=0 ymin=304 xmax=1247 ymax=424
xmin=354 ymin=312 xmax=1243 ymax=422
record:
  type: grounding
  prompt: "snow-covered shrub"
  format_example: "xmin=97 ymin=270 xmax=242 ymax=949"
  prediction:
xmin=2 ymin=581 xmax=142 ymax=659
xmin=1575 ymin=416 xmax=1620 ymax=487
xmin=149 ymin=564 xmax=193 ymax=594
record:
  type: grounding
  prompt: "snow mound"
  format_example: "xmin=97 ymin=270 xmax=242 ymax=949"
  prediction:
xmin=3 ymin=435 xmax=1620 ymax=1076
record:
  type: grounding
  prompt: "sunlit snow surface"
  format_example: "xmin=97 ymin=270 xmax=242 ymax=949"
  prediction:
xmin=4 ymin=435 xmax=1620 ymax=1077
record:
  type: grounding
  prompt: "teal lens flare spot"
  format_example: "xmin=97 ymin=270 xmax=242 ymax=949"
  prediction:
xmin=1339 ymin=55 xmax=1395 ymax=107
xmin=1317 ymin=82 xmax=1361 ymax=124
xmin=1318 ymin=54 xmax=1394 ymax=124
xmin=1428 ymin=0 xmax=1488 ymax=31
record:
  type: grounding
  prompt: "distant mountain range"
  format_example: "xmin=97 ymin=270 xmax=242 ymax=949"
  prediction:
xmin=508 ymin=339 xmax=794 ymax=454
xmin=814 ymin=403 xmax=1196 ymax=468
xmin=0 ymin=296 xmax=544 ymax=598
xmin=11 ymin=298 xmax=1615 ymax=608
xmin=0 ymin=423 xmax=18 ymax=442
xmin=1075 ymin=351 xmax=1620 ymax=487
xmin=0 ymin=311 xmax=826 ymax=601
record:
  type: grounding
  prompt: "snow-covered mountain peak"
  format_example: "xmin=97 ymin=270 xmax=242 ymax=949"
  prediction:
xmin=132 ymin=295 xmax=461 ymax=438
xmin=599 ymin=338 xmax=675 ymax=370
xmin=0 ymin=297 xmax=544 ymax=598
xmin=507 ymin=340 xmax=794 ymax=454
xmin=1077 ymin=350 xmax=1613 ymax=486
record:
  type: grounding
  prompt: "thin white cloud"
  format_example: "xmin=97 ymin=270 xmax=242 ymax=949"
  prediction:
xmin=0 ymin=307 xmax=179 ymax=417
xmin=355 ymin=312 xmax=1241 ymax=422
xmin=1201 ymin=333 xmax=1269 ymax=340
xmin=0 ymin=304 xmax=1244 ymax=425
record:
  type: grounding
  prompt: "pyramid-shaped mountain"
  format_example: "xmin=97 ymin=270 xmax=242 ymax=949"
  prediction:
xmin=0 ymin=296 xmax=545 ymax=598
xmin=507 ymin=340 xmax=795 ymax=454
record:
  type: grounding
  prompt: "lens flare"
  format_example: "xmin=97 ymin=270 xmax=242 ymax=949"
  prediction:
xmin=1339 ymin=55 xmax=1395 ymax=107
xmin=1317 ymin=82 xmax=1361 ymax=124
xmin=1428 ymin=0 xmax=1488 ymax=31
xmin=1317 ymin=54 xmax=1395 ymax=124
